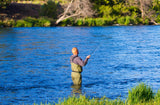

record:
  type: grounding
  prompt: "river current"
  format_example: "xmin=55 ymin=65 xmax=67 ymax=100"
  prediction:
xmin=0 ymin=26 xmax=160 ymax=104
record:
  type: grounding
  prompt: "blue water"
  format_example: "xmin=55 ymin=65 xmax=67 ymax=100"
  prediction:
xmin=0 ymin=26 xmax=160 ymax=104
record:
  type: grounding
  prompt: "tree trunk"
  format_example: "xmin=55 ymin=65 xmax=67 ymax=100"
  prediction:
xmin=55 ymin=0 xmax=74 ymax=25
xmin=140 ymin=0 xmax=145 ymax=20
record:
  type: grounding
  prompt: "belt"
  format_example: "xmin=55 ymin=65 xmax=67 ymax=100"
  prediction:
xmin=72 ymin=71 xmax=81 ymax=73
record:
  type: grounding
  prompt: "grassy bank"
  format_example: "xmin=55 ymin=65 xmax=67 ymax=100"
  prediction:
xmin=59 ymin=17 xmax=160 ymax=26
xmin=1 ymin=0 xmax=160 ymax=27
xmin=0 ymin=17 xmax=55 ymax=27
xmin=34 ymin=83 xmax=160 ymax=105
xmin=1 ymin=16 xmax=159 ymax=27
xmin=2 ymin=16 xmax=160 ymax=27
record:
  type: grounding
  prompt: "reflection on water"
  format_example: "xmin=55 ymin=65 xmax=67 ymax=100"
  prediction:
xmin=71 ymin=85 xmax=82 ymax=95
xmin=0 ymin=26 xmax=160 ymax=105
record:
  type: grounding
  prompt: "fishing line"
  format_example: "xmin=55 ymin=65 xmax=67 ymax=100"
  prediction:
xmin=90 ymin=42 xmax=101 ymax=55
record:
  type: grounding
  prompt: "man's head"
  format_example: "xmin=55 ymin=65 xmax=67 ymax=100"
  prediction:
xmin=72 ymin=47 xmax=79 ymax=55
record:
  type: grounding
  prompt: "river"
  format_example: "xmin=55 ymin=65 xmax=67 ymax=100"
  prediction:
xmin=0 ymin=26 xmax=160 ymax=105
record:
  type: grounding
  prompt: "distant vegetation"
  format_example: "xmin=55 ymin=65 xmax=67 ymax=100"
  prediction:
xmin=0 ymin=0 xmax=160 ymax=27
xmin=34 ymin=83 xmax=160 ymax=105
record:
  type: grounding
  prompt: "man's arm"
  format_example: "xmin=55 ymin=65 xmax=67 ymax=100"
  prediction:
xmin=76 ymin=55 xmax=90 ymax=66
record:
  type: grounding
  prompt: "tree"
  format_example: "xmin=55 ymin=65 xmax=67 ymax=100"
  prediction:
xmin=55 ymin=0 xmax=95 ymax=25
xmin=40 ymin=0 xmax=60 ymax=19
xmin=125 ymin=0 xmax=157 ymax=24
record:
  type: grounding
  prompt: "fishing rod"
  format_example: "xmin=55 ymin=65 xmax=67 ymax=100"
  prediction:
xmin=90 ymin=42 xmax=101 ymax=55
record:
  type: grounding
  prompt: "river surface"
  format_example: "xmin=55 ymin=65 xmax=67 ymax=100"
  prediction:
xmin=0 ymin=26 xmax=160 ymax=104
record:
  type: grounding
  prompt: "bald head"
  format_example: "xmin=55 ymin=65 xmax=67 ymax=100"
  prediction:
xmin=72 ymin=47 xmax=79 ymax=55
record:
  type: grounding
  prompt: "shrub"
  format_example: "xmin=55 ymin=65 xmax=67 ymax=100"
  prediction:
xmin=3 ymin=19 xmax=15 ymax=27
xmin=59 ymin=18 xmax=74 ymax=26
xmin=117 ymin=16 xmax=125 ymax=25
xmin=85 ymin=18 xmax=95 ymax=26
xmin=95 ymin=18 xmax=105 ymax=26
xmin=0 ymin=0 xmax=12 ymax=9
xmin=124 ymin=16 xmax=131 ymax=25
xmin=75 ymin=19 xmax=84 ymax=26
xmin=156 ymin=14 xmax=160 ymax=23
xmin=128 ymin=83 xmax=154 ymax=104
xmin=24 ymin=17 xmax=38 ymax=26
xmin=36 ymin=17 xmax=51 ymax=27
xmin=40 ymin=0 xmax=59 ymax=19
xmin=144 ymin=18 xmax=150 ymax=25
xmin=0 ymin=20 xmax=4 ymax=27
xmin=99 ymin=5 xmax=113 ymax=18
xmin=15 ymin=20 xmax=32 ymax=27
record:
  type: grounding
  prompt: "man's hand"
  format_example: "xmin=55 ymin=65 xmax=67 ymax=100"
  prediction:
xmin=86 ymin=55 xmax=91 ymax=59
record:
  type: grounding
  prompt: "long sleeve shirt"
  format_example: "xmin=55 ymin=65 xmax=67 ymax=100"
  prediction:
xmin=70 ymin=55 xmax=89 ymax=67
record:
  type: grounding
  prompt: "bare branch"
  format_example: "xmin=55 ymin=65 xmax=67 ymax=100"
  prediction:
xmin=55 ymin=0 xmax=95 ymax=25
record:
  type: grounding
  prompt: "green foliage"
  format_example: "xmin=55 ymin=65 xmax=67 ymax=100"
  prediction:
xmin=35 ymin=17 xmax=51 ymax=27
xmin=128 ymin=83 xmax=154 ymax=104
xmin=0 ymin=0 xmax=12 ymax=9
xmin=95 ymin=18 xmax=106 ymax=26
xmin=15 ymin=17 xmax=51 ymax=27
xmin=85 ymin=18 xmax=94 ymax=26
xmin=34 ymin=83 xmax=160 ymax=105
xmin=99 ymin=5 xmax=113 ymax=18
xmin=153 ymin=0 xmax=160 ymax=11
xmin=60 ymin=18 xmax=115 ymax=26
xmin=112 ymin=3 xmax=130 ymax=16
xmin=75 ymin=19 xmax=84 ymax=26
xmin=155 ymin=90 xmax=160 ymax=99
xmin=15 ymin=20 xmax=33 ymax=27
xmin=144 ymin=18 xmax=150 ymax=25
xmin=40 ymin=0 xmax=59 ymax=19
xmin=156 ymin=14 xmax=160 ymax=23
xmin=59 ymin=18 xmax=74 ymax=26
xmin=56 ymin=95 xmax=124 ymax=105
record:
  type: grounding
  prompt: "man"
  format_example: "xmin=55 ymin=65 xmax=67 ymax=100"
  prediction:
xmin=70 ymin=47 xmax=91 ymax=85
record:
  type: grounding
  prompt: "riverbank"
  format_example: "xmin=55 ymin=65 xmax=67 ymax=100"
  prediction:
xmin=36 ymin=83 xmax=160 ymax=105
xmin=1 ymin=17 xmax=160 ymax=28
xmin=0 ymin=1 xmax=160 ymax=27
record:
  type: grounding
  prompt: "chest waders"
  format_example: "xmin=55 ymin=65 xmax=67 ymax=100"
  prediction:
xmin=71 ymin=57 xmax=83 ymax=85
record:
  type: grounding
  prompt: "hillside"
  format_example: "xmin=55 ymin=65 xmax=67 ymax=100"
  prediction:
xmin=0 ymin=3 xmax=41 ymax=20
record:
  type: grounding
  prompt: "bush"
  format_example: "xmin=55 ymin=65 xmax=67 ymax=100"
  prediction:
xmin=144 ymin=18 xmax=150 ymax=25
xmin=14 ymin=17 xmax=52 ymax=27
xmin=128 ymin=83 xmax=154 ymax=104
xmin=59 ymin=18 xmax=74 ymax=26
xmin=75 ymin=19 xmax=84 ymax=26
xmin=0 ymin=0 xmax=12 ymax=9
xmin=84 ymin=18 xmax=96 ymax=26
xmin=3 ymin=19 xmax=15 ymax=27
xmin=95 ymin=18 xmax=105 ymax=26
xmin=99 ymin=5 xmax=113 ymax=18
xmin=0 ymin=20 xmax=4 ymax=27
xmin=117 ymin=16 xmax=125 ymax=25
xmin=40 ymin=0 xmax=59 ymax=19
xmin=24 ymin=17 xmax=38 ymax=26
xmin=156 ymin=14 xmax=160 ymax=23
xmin=15 ymin=20 xmax=33 ymax=27
xmin=35 ymin=17 xmax=51 ymax=27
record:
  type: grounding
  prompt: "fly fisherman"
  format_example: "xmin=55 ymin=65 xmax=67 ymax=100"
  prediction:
xmin=70 ymin=47 xmax=91 ymax=85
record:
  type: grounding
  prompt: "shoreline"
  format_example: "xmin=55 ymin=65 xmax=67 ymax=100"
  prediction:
xmin=34 ymin=83 xmax=160 ymax=105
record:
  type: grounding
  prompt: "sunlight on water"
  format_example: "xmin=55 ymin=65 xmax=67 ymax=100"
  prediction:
xmin=0 ymin=26 xmax=160 ymax=104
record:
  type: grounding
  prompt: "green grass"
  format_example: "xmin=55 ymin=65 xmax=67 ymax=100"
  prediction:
xmin=0 ymin=17 xmax=53 ymax=27
xmin=127 ymin=83 xmax=154 ymax=104
xmin=34 ymin=83 xmax=160 ymax=105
